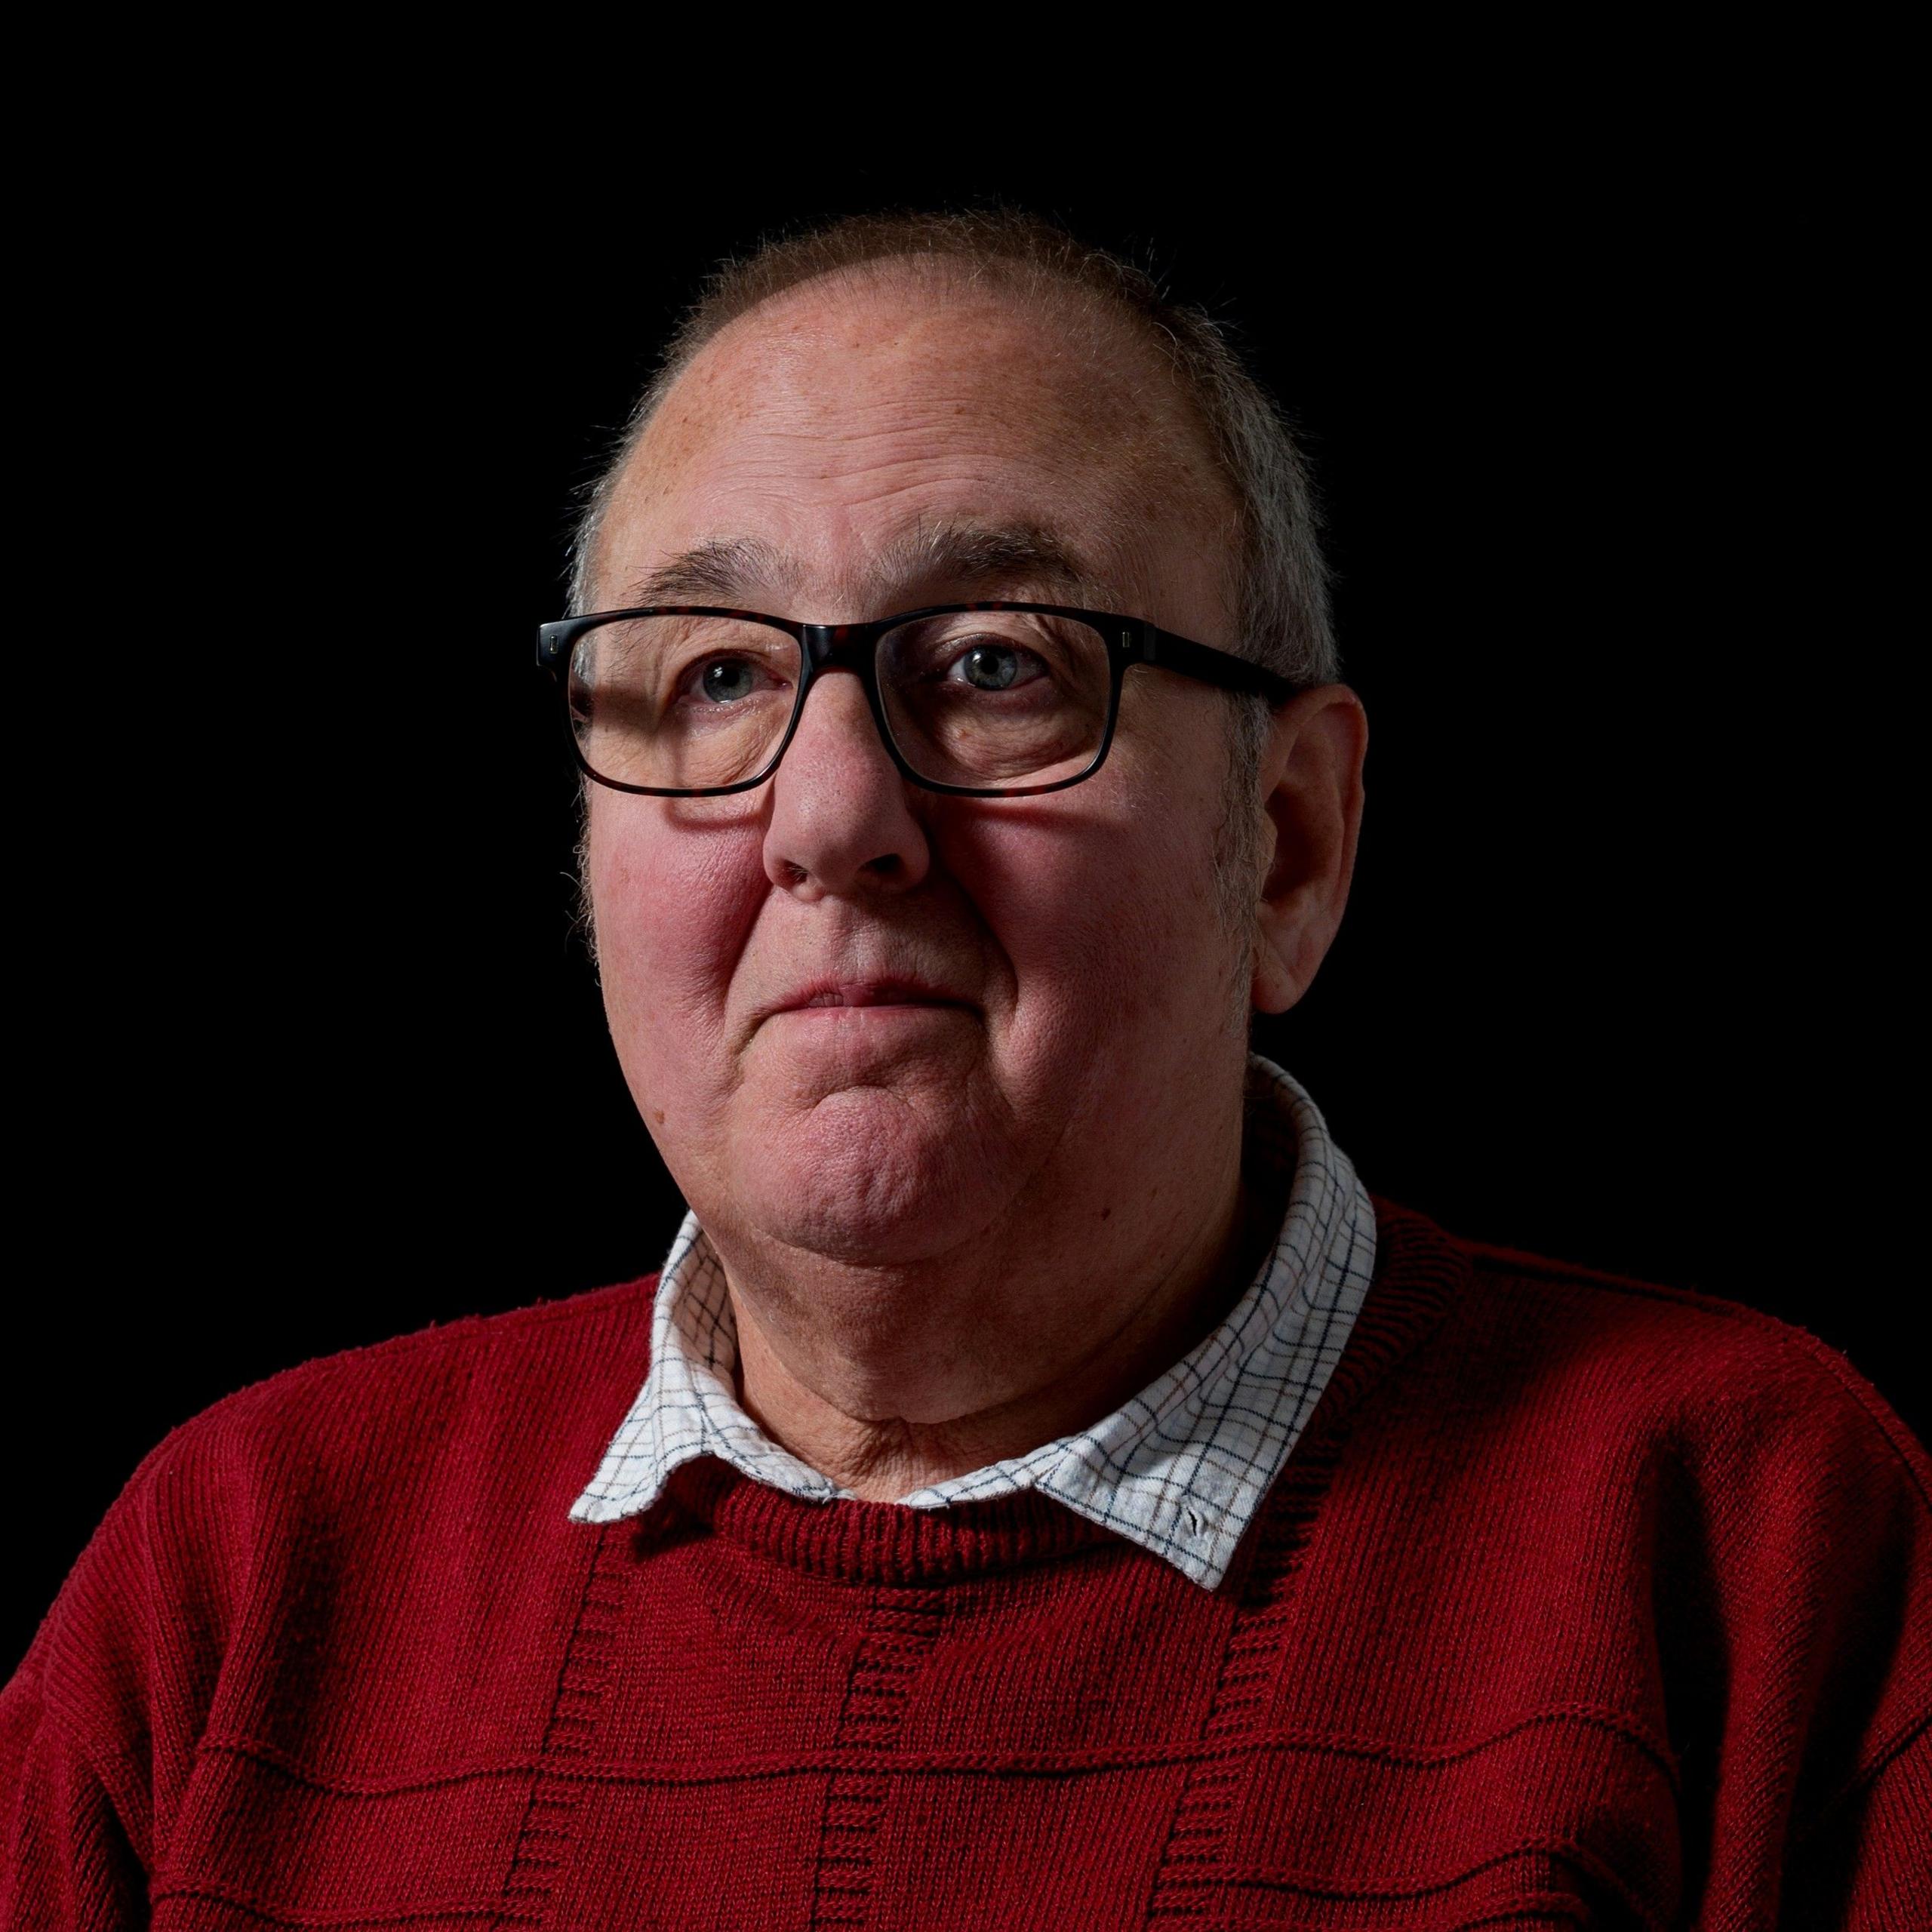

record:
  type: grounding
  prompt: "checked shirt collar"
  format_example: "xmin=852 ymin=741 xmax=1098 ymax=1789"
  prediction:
xmin=571 ymin=1054 xmax=1377 ymax=1590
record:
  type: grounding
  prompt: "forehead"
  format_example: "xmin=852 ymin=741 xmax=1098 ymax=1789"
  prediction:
xmin=590 ymin=265 xmax=1229 ymax=617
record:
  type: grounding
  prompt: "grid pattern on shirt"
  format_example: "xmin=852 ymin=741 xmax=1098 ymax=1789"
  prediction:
xmin=571 ymin=1054 xmax=1377 ymax=1590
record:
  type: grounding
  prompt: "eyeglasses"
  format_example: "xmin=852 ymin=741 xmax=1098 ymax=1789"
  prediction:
xmin=536 ymin=601 xmax=1300 ymax=799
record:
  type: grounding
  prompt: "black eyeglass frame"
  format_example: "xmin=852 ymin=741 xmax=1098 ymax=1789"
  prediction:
xmin=537 ymin=600 xmax=1302 ymax=799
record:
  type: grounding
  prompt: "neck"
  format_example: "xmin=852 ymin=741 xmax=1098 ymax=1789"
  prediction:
xmin=719 ymin=1132 xmax=1279 ymax=1501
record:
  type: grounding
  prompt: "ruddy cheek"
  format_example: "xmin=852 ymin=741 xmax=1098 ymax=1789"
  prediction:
xmin=601 ymin=825 xmax=768 ymax=1084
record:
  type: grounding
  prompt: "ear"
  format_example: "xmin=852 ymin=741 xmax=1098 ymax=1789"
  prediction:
xmin=1250 ymin=685 xmax=1369 ymax=1016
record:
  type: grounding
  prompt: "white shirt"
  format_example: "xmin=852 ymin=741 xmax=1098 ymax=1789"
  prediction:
xmin=572 ymin=1053 xmax=1377 ymax=1590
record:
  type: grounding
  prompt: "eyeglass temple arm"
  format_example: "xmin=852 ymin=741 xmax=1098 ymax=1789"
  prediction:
xmin=1134 ymin=623 xmax=1301 ymax=705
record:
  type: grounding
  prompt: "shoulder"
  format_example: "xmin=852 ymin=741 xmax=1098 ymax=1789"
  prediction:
xmin=4 ymin=1278 xmax=665 ymax=1872
xmin=1362 ymin=1201 xmax=1930 ymax=1876
xmin=1369 ymin=1195 xmax=1930 ymax=1515
xmin=127 ymin=1272 xmax=663 ymax=1523
xmin=1432 ymin=1212 xmax=1932 ymax=1858
xmin=8 ymin=1276 xmax=663 ymax=1749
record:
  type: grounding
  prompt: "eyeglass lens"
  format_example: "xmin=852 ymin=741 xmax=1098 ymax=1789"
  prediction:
xmin=567 ymin=611 xmax=1112 ymax=792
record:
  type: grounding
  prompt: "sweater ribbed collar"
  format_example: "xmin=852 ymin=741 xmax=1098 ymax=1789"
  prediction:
xmin=571 ymin=1055 xmax=1377 ymax=1589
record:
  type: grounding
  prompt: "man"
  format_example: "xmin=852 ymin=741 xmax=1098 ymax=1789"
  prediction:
xmin=5 ymin=208 xmax=1927 ymax=1928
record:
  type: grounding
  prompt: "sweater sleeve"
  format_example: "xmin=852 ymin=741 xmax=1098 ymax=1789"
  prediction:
xmin=2 ymin=1410 xmax=237 ymax=1927
xmin=1 ymin=1654 xmax=147 ymax=1930
xmin=1684 ymin=1324 xmax=1932 ymax=1930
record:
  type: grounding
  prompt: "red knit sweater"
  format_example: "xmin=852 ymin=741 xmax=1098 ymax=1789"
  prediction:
xmin=5 ymin=1201 xmax=1928 ymax=1930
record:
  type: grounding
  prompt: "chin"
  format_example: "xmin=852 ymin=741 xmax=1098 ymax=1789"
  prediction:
xmin=731 ymin=1087 xmax=1018 ymax=1266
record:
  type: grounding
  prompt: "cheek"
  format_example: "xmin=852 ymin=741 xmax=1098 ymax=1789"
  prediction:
xmin=589 ymin=802 xmax=766 ymax=1084
xmin=941 ymin=777 xmax=1229 ymax=1053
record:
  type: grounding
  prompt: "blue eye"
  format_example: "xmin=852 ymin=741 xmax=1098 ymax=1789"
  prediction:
xmin=947 ymin=642 xmax=1044 ymax=691
xmin=698 ymin=658 xmax=765 ymax=703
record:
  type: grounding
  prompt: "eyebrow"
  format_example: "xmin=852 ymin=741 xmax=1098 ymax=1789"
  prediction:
xmin=623 ymin=535 xmax=785 ymax=606
xmin=612 ymin=518 xmax=1127 ymax=614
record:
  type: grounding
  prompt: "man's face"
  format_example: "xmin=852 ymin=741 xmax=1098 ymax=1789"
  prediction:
xmin=586 ymin=269 xmax=1257 ymax=1274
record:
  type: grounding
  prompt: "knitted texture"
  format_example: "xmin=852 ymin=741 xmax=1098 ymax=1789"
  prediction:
xmin=4 ymin=1200 xmax=1928 ymax=1930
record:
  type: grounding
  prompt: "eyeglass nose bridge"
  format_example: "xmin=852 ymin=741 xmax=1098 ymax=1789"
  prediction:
xmin=781 ymin=620 xmax=905 ymax=770
xmin=793 ymin=618 xmax=902 ymax=723
xmin=798 ymin=620 xmax=886 ymax=672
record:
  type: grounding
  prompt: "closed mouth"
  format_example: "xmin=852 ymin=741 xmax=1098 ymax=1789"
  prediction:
xmin=785 ymin=980 xmax=974 ymax=1011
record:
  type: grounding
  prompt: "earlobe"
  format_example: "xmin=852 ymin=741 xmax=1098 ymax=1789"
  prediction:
xmin=1248 ymin=685 xmax=1368 ymax=1017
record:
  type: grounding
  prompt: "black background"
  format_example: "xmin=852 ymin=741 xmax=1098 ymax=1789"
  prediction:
xmin=11 ymin=119 xmax=1918 ymax=1677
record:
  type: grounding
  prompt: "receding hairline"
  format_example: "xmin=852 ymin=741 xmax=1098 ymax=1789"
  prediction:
xmin=569 ymin=202 xmax=1336 ymax=703
xmin=579 ymin=251 xmax=1244 ymax=617
xmin=660 ymin=247 xmax=1200 ymax=386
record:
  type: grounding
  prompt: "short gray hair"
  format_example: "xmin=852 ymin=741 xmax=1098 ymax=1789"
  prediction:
xmin=566 ymin=206 xmax=1337 ymax=1005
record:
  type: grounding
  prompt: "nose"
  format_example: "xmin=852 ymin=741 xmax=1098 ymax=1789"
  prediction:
xmin=761 ymin=666 xmax=931 ymax=900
